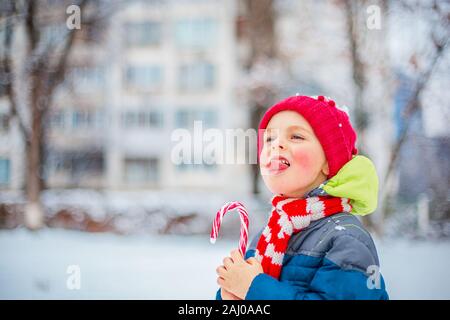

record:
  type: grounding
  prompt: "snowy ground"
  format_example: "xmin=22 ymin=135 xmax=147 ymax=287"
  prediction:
xmin=0 ymin=228 xmax=449 ymax=300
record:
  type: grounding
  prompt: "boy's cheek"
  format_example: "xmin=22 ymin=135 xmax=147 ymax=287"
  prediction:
xmin=291 ymin=148 xmax=313 ymax=171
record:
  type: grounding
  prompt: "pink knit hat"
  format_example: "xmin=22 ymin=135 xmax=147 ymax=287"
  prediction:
xmin=258 ymin=95 xmax=358 ymax=178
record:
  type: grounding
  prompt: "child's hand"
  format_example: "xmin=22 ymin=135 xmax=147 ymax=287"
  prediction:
xmin=220 ymin=288 xmax=241 ymax=300
xmin=216 ymin=249 xmax=263 ymax=299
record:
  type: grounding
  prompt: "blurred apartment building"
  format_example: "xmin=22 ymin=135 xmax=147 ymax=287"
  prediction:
xmin=0 ymin=0 xmax=253 ymax=193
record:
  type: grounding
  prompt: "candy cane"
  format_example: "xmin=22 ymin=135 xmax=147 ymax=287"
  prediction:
xmin=210 ymin=201 xmax=249 ymax=257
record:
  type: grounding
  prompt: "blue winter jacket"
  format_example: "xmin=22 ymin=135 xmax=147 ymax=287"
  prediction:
xmin=216 ymin=156 xmax=389 ymax=300
xmin=216 ymin=213 xmax=388 ymax=300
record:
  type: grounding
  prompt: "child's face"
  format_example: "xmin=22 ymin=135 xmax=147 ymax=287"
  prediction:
xmin=260 ymin=111 xmax=329 ymax=198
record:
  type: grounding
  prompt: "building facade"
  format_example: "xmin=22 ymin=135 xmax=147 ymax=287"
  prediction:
xmin=1 ymin=0 xmax=252 ymax=194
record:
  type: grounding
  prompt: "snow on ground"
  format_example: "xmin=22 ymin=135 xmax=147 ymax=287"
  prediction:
xmin=0 ymin=228 xmax=227 ymax=299
xmin=375 ymin=237 xmax=450 ymax=300
xmin=0 ymin=228 xmax=449 ymax=299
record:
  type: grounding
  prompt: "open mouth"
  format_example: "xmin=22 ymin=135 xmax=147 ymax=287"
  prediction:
xmin=266 ymin=156 xmax=291 ymax=174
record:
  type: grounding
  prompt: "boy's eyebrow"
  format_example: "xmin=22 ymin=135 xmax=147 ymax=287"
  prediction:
xmin=265 ymin=125 xmax=310 ymax=134
xmin=289 ymin=125 xmax=310 ymax=133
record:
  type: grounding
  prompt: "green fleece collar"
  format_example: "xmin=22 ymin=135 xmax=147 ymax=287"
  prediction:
xmin=322 ymin=155 xmax=379 ymax=215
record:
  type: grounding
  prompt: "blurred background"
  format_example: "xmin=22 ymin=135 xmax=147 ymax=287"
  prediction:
xmin=0 ymin=0 xmax=449 ymax=299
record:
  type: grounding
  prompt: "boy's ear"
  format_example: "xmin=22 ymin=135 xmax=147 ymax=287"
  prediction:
xmin=322 ymin=162 xmax=329 ymax=176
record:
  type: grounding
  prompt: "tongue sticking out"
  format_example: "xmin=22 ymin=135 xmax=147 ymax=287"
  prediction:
xmin=269 ymin=159 xmax=289 ymax=171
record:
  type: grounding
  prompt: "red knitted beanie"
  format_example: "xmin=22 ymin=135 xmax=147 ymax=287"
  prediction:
xmin=258 ymin=95 xmax=358 ymax=178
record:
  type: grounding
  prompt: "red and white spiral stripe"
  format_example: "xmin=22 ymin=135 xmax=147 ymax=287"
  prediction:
xmin=210 ymin=201 xmax=249 ymax=257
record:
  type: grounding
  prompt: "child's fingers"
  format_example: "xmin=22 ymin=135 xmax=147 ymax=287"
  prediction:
xmin=223 ymin=257 xmax=233 ymax=269
xmin=246 ymin=257 xmax=259 ymax=265
xmin=230 ymin=249 xmax=244 ymax=263
xmin=217 ymin=276 xmax=225 ymax=287
xmin=216 ymin=265 xmax=227 ymax=277
xmin=217 ymin=277 xmax=231 ymax=293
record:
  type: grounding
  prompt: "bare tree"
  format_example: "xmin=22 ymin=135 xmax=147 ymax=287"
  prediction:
xmin=343 ymin=0 xmax=369 ymax=144
xmin=0 ymin=0 xmax=110 ymax=229
xmin=379 ymin=0 xmax=450 ymax=224
xmin=342 ymin=0 xmax=394 ymax=234
xmin=339 ymin=0 xmax=450 ymax=235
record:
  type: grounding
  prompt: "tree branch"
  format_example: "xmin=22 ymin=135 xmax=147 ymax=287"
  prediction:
xmin=383 ymin=38 xmax=449 ymax=185
xmin=45 ymin=0 xmax=89 ymax=97
xmin=25 ymin=0 xmax=39 ymax=53
xmin=2 ymin=0 xmax=30 ymax=143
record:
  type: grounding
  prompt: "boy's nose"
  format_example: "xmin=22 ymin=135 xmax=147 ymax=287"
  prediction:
xmin=272 ymin=142 xmax=285 ymax=150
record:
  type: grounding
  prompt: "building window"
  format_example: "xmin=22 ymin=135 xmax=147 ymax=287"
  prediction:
xmin=175 ymin=18 xmax=217 ymax=49
xmin=124 ymin=158 xmax=159 ymax=184
xmin=178 ymin=62 xmax=215 ymax=92
xmin=121 ymin=110 xmax=163 ymax=129
xmin=148 ymin=111 xmax=163 ymax=128
xmin=71 ymin=66 xmax=105 ymax=91
xmin=0 ymin=158 xmax=10 ymax=186
xmin=48 ymin=151 xmax=104 ymax=179
xmin=50 ymin=109 xmax=103 ymax=131
xmin=72 ymin=111 xmax=93 ymax=129
xmin=175 ymin=109 xmax=216 ymax=129
xmin=125 ymin=22 xmax=162 ymax=47
xmin=176 ymin=162 xmax=216 ymax=172
xmin=125 ymin=65 xmax=163 ymax=91
xmin=50 ymin=111 xmax=66 ymax=129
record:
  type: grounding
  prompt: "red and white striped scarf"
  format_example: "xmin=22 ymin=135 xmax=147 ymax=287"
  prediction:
xmin=255 ymin=195 xmax=352 ymax=279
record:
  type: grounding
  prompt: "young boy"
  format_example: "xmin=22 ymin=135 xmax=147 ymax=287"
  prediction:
xmin=215 ymin=95 xmax=388 ymax=300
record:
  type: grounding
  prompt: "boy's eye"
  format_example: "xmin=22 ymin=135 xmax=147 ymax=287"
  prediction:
xmin=291 ymin=134 xmax=304 ymax=140
xmin=265 ymin=136 xmax=274 ymax=143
